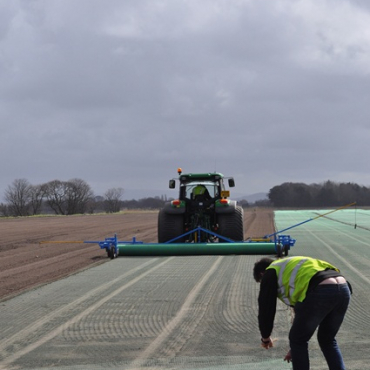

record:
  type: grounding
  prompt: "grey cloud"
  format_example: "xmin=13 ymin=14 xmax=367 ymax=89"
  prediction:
xmin=1 ymin=0 xmax=370 ymax=200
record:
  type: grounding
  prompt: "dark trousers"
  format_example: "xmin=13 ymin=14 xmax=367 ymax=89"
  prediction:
xmin=289 ymin=283 xmax=351 ymax=370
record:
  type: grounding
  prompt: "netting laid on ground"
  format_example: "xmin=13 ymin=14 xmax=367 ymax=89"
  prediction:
xmin=274 ymin=208 xmax=370 ymax=370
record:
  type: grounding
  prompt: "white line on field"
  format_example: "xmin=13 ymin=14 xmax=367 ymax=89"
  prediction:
xmin=127 ymin=255 xmax=224 ymax=370
xmin=304 ymin=228 xmax=370 ymax=285
xmin=0 ymin=258 xmax=158 ymax=353
xmin=0 ymin=258 xmax=173 ymax=370
xmin=276 ymin=211 xmax=370 ymax=284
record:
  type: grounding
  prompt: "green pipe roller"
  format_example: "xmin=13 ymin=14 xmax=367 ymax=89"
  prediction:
xmin=117 ymin=242 xmax=277 ymax=256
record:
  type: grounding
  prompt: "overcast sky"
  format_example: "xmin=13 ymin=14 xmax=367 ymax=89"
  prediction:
xmin=1 ymin=0 xmax=370 ymax=200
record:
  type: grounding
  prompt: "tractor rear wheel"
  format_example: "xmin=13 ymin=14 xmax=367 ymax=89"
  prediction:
xmin=158 ymin=209 xmax=185 ymax=243
xmin=217 ymin=206 xmax=244 ymax=241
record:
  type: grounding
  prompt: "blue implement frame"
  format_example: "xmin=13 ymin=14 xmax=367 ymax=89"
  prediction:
xmin=84 ymin=226 xmax=296 ymax=259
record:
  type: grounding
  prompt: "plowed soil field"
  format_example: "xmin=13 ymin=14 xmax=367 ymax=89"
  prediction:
xmin=0 ymin=208 xmax=275 ymax=301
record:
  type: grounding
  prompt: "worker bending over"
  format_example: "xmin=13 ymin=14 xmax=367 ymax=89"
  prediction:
xmin=253 ymin=256 xmax=351 ymax=370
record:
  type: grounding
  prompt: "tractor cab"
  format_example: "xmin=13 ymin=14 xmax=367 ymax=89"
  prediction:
xmin=181 ymin=182 xmax=217 ymax=200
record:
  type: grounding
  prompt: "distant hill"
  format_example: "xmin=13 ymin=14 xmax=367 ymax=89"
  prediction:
xmin=236 ymin=192 xmax=268 ymax=203
xmin=120 ymin=189 xmax=174 ymax=200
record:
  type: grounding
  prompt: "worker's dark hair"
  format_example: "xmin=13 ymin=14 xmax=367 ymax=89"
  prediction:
xmin=253 ymin=257 xmax=274 ymax=282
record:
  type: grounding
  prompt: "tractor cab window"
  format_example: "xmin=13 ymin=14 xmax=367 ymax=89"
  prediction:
xmin=181 ymin=182 xmax=219 ymax=200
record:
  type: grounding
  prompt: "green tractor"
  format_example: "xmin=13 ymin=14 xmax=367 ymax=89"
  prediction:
xmin=158 ymin=168 xmax=244 ymax=243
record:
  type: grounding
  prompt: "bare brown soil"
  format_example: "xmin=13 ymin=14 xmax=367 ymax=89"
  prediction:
xmin=0 ymin=208 xmax=275 ymax=301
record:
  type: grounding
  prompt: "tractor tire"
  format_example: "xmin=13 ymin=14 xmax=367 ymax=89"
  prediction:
xmin=217 ymin=205 xmax=244 ymax=241
xmin=108 ymin=245 xmax=117 ymax=259
xmin=283 ymin=244 xmax=289 ymax=256
xmin=158 ymin=208 xmax=185 ymax=243
xmin=276 ymin=244 xmax=283 ymax=258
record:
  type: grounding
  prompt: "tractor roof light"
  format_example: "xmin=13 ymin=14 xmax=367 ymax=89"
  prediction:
xmin=220 ymin=199 xmax=229 ymax=204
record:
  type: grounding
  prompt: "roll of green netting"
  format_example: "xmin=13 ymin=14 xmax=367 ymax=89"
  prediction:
xmin=117 ymin=242 xmax=277 ymax=256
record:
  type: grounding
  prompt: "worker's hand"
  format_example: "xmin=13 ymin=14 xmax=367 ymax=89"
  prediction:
xmin=261 ymin=337 xmax=273 ymax=349
xmin=284 ymin=349 xmax=292 ymax=363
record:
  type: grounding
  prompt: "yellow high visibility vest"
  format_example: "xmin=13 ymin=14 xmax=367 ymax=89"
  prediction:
xmin=267 ymin=256 xmax=339 ymax=306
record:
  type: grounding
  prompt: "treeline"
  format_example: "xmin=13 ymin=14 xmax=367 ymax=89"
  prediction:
xmin=2 ymin=178 xmax=368 ymax=217
xmin=268 ymin=180 xmax=369 ymax=207
xmin=0 ymin=178 xmax=169 ymax=217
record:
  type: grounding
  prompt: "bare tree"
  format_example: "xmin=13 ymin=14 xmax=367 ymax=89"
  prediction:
xmin=29 ymin=184 xmax=47 ymax=215
xmin=44 ymin=179 xmax=94 ymax=215
xmin=66 ymin=178 xmax=94 ymax=214
xmin=44 ymin=180 xmax=68 ymax=215
xmin=104 ymin=187 xmax=124 ymax=213
xmin=4 ymin=179 xmax=32 ymax=216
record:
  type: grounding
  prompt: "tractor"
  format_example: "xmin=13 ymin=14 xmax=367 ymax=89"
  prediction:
xmin=158 ymin=168 xmax=244 ymax=243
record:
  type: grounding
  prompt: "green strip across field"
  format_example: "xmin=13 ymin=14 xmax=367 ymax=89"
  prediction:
xmin=275 ymin=209 xmax=370 ymax=262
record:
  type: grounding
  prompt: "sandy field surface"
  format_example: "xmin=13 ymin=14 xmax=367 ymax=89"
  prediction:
xmin=0 ymin=208 xmax=275 ymax=301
